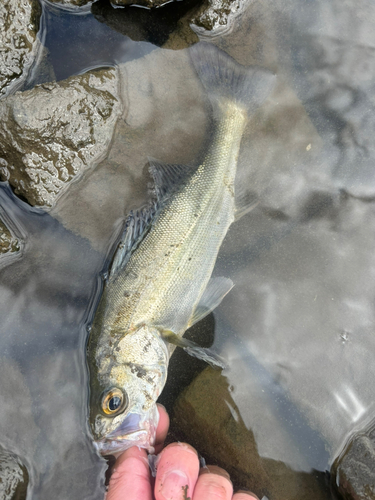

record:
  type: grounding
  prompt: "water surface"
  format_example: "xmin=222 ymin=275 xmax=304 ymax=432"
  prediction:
xmin=1 ymin=0 xmax=375 ymax=498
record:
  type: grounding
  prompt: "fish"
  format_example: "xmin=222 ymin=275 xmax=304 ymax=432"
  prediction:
xmin=87 ymin=42 xmax=275 ymax=455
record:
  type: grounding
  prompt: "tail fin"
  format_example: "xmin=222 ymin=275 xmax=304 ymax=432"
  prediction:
xmin=190 ymin=42 xmax=275 ymax=115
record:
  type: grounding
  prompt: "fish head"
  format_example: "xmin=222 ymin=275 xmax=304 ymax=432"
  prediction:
xmin=88 ymin=324 xmax=169 ymax=456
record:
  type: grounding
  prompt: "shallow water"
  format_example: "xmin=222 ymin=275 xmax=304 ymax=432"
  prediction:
xmin=1 ymin=0 xmax=375 ymax=498
xmin=0 ymin=184 xmax=107 ymax=499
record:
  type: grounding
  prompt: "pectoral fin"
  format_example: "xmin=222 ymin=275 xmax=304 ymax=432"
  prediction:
xmin=161 ymin=330 xmax=226 ymax=370
xmin=234 ymin=188 xmax=259 ymax=221
xmin=189 ymin=277 xmax=234 ymax=328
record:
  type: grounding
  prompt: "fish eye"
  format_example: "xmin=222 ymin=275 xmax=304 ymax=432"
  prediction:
xmin=101 ymin=388 xmax=127 ymax=417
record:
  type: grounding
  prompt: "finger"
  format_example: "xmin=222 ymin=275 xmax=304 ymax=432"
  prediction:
xmin=155 ymin=404 xmax=170 ymax=454
xmin=193 ymin=465 xmax=233 ymax=500
xmin=155 ymin=443 xmax=200 ymax=500
xmin=107 ymin=446 xmax=151 ymax=500
xmin=233 ymin=492 xmax=260 ymax=500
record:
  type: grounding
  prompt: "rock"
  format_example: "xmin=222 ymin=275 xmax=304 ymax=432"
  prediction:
xmin=191 ymin=0 xmax=247 ymax=36
xmin=110 ymin=0 xmax=246 ymax=37
xmin=111 ymin=0 xmax=174 ymax=6
xmin=0 ymin=447 xmax=28 ymax=500
xmin=0 ymin=0 xmax=42 ymax=98
xmin=173 ymin=367 xmax=332 ymax=500
xmin=92 ymin=0 xmax=246 ymax=47
xmin=0 ymin=219 xmax=20 ymax=255
xmin=331 ymin=420 xmax=375 ymax=500
xmin=0 ymin=189 xmax=23 ymax=260
xmin=0 ymin=67 xmax=122 ymax=207
xmin=91 ymin=0 xmax=199 ymax=48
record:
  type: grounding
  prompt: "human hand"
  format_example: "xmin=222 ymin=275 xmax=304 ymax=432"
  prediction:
xmin=106 ymin=404 xmax=259 ymax=500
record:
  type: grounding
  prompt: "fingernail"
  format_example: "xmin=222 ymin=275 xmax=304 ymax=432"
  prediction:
xmin=237 ymin=490 xmax=260 ymax=499
xmin=199 ymin=465 xmax=231 ymax=481
xmin=160 ymin=470 xmax=191 ymax=499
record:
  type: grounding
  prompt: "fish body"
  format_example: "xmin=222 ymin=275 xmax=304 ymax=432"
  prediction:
xmin=87 ymin=43 xmax=275 ymax=455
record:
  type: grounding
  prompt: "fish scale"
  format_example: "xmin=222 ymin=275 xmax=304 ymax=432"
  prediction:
xmin=105 ymin=105 xmax=247 ymax=339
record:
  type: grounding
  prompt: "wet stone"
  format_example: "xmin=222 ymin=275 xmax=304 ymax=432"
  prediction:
xmin=332 ymin=420 xmax=375 ymax=500
xmin=111 ymin=0 xmax=176 ymax=7
xmin=0 ymin=219 xmax=20 ymax=255
xmin=0 ymin=0 xmax=41 ymax=98
xmin=93 ymin=0 xmax=244 ymax=46
xmin=92 ymin=0 xmax=200 ymax=48
xmin=0 ymin=447 xmax=28 ymax=500
xmin=192 ymin=0 xmax=245 ymax=36
xmin=0 ymin=67 xmax=122 ymax=207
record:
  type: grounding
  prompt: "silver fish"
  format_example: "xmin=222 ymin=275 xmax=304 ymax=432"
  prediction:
xmin=87 ymin=42 xmax=275 ymax=455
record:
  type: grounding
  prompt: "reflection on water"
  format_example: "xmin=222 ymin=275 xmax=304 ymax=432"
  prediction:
xmin=0 ymin=184 xmax=107 ymax=499
xmin=214 ymin=192 xmax=375 ymax=464
xmin=42 ymin=0 xmax=155 ymax=81
xmin=1 ymin=0 xmax=375 ymax=498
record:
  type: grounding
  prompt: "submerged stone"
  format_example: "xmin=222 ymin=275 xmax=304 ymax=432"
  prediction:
xmin=332 ymin=420 xmax=375 ymax=500
xmin=91 ymin=0 xmax=200 ymax=48
xmin=192 ymin=0 xmax=246 ymax=36
xmin=0 ymin=68 xmax=122 ymax=207
xmin=0 ymin=447 xmax=28 ymax=500
xmin=92 ymin=0 xmax=244 ymax=48
xmin=0 ymin=219 xmax=20 ymax=255
xmin=0 ymin=0 xmax=42 ymax=98
xmin=173 ymin=367 xmax=332 ymax=500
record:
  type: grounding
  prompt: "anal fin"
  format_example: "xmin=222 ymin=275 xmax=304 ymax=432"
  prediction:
xmin=161 ymin=330 xmax=226 ymax=370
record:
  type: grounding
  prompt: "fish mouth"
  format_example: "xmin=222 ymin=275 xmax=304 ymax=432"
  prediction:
xmin=94 ymin=411 xmax=158 ymax=456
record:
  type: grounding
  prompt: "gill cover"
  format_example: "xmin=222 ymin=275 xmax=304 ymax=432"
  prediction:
xmin=90 ymin=325 xmax=169 ymax=454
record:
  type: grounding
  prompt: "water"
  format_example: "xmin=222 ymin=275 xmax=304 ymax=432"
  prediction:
xmin=1 ymin=0 xmax=375 ymax=498
xmin=0 ymin=184 xmax=107 ymax=499
xmin=41 ymin=1 xmax=156 ymax=81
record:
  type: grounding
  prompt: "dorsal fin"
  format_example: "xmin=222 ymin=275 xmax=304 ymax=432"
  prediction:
xmin=109 ymin=159 xmax=193 ymax=282
xmin=109 ymin=203 xmax=158 ymax=282
xmin=148 ymin=158 xmax=194 ymax=201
